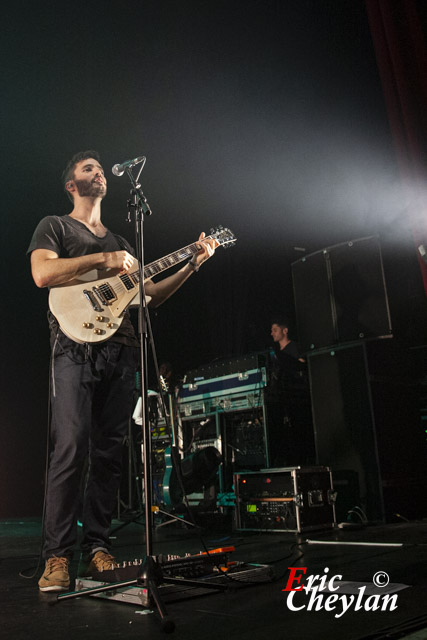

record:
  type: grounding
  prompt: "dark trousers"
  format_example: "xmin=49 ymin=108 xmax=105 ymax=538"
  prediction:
xmin=266 ymin=393 xmax=315 ymax=468
xmin=43 ymin=336 xmax=138 ymax=559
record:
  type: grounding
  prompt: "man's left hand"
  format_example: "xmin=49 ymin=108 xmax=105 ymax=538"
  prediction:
xmin=193 ymin=232 xmax=219 ymax=267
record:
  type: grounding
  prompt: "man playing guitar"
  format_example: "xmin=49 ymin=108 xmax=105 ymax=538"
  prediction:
xmin=28 ymin=150 xmax=218 ymax=592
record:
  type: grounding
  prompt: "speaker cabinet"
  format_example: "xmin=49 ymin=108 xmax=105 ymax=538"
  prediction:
xmin=308 ymin=342 xmax=427 ymax=523
xmin=292 ymin=236 xmax=392 ymax=353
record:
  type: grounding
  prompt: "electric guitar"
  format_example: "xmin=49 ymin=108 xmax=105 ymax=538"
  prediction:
xmin=49 ymin=227 xmax=236 ymax=344
xmin=160 ymin=375 xmax=183 ymax=507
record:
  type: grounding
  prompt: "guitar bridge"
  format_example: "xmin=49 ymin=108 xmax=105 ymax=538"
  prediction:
xmin=83 ymin=289 xmax=103 ymax=312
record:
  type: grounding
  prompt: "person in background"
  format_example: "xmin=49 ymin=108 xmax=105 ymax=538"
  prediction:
xmin=266 ymin=317 xmax=314 ymax=467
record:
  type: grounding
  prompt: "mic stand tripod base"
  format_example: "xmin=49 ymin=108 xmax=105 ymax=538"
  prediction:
xmin=138 ymin=556 xmax=174 ymax=633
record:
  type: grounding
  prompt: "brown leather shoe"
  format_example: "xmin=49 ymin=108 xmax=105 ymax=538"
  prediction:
xmin=78 ymin=550 xmax=119 ymax=577
xmin=38 ymin=556 xmax=70 ymax=592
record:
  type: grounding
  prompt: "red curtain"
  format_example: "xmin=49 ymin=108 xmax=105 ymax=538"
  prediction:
xmin=366 ymin=0 xmax=427 ymax=294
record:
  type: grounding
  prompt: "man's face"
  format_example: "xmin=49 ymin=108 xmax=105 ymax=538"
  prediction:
xmin=71 ymin=158 xmax=107 ymax=199
xmin=271 ymin=323 xmax=287 ymax=342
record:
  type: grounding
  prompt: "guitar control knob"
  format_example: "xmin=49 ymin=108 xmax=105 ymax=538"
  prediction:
xmin=93 ymin=328 xmax=103 ymax=335
xmin=95 ymin=315 xmax=104 ymax=322
xmin=82 ymin=322 xmax=92 ymax=328
xmin=106 ymin=322 xmax=114 ymax=328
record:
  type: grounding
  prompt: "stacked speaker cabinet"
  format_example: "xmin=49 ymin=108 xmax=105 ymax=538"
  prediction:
xmin=292 ymin=236 xmax=427 ymax=523
xmin=307 ymin=342 xmax=427 ymax=522
xmin=292 ymin=236 xmax=392 ymax=353
xmin=307 ymin=344 xmax=383 ymax=522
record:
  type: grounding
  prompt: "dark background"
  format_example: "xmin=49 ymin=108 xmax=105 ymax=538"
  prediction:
xmin=2 ymin=0 xmax=427 ymax=518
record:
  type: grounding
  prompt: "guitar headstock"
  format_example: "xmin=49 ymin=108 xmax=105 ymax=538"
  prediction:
xmin=209 ymin=226 xmax=236 ymax=249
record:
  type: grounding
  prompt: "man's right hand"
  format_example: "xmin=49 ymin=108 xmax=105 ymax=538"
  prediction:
xmin=103 ymin=251 xmax=135 ymax=272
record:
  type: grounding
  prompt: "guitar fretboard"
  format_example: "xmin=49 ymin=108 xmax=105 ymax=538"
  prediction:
xmin=145 ymin=242 xmax=200 ymax=278
xmin=124 ymin=241 xmax=202 ymax=284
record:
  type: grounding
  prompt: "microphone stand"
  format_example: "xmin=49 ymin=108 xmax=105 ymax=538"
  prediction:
xmin=126 ymin=165 xmax=179 ymax=631
xmin=55 ymin=160 xmax=228 ymax=633
xmin=125 ymin=162 xmax=155 ymax=557
xmin=108 ymin=161 xmax=153 ymax=535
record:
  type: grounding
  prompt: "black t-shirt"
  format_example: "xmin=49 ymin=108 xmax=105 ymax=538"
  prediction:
xmin=27 ymin=215 xmax=139 ymax=347
xmin=267 ymin=340 xmax=307 ymax=400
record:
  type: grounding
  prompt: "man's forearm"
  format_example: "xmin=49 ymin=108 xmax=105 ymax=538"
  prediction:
xmin=31 ymin=249 xmax=134 ymax=288
xmin=32 ymin=253 xmax=108 ymax=288
xmin=147 ymin=262 xmax=196 ymax=307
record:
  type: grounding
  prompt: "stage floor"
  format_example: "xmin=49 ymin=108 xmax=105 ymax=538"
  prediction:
xmin=2 ymin=515 xmax=427 ymax=639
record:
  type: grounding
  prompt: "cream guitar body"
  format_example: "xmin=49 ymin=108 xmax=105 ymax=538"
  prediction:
xmin=49 ymin=268 xmax=146 ymax=344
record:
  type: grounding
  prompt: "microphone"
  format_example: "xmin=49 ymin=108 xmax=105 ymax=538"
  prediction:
xmin=112 ymin=156 xmax=146 ymax=177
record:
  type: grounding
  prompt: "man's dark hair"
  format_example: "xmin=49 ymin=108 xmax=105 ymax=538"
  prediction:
xmin=271 ymin=316 xmax=291 ymax=329
xmin=62 ymin=150 xmax=101 ymax=202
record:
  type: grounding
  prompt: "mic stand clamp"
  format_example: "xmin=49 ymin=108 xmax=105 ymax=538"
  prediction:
xmin=125 ymin=162 xmax=152 ymax=216
xmin=131 ymin=184 xmax=152 ymax=216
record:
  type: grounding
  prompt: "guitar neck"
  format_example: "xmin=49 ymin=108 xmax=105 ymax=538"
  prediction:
xmin=145 ymin=240 xmax=201 ymax=278
xmin=129 ymin=240 xmax=202 ymax=282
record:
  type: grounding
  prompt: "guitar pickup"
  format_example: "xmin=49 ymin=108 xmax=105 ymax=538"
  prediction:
xmin=83 ymin=289 xmax=103 ymax=312
xmin=119 ymin=273 xmax=136 ymax=290
xmin=92 ymin=284 xmax=116 ymax=306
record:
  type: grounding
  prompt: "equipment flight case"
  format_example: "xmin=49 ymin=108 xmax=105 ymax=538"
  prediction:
xmin=234 ymin=466 xmax=336 ymax=533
